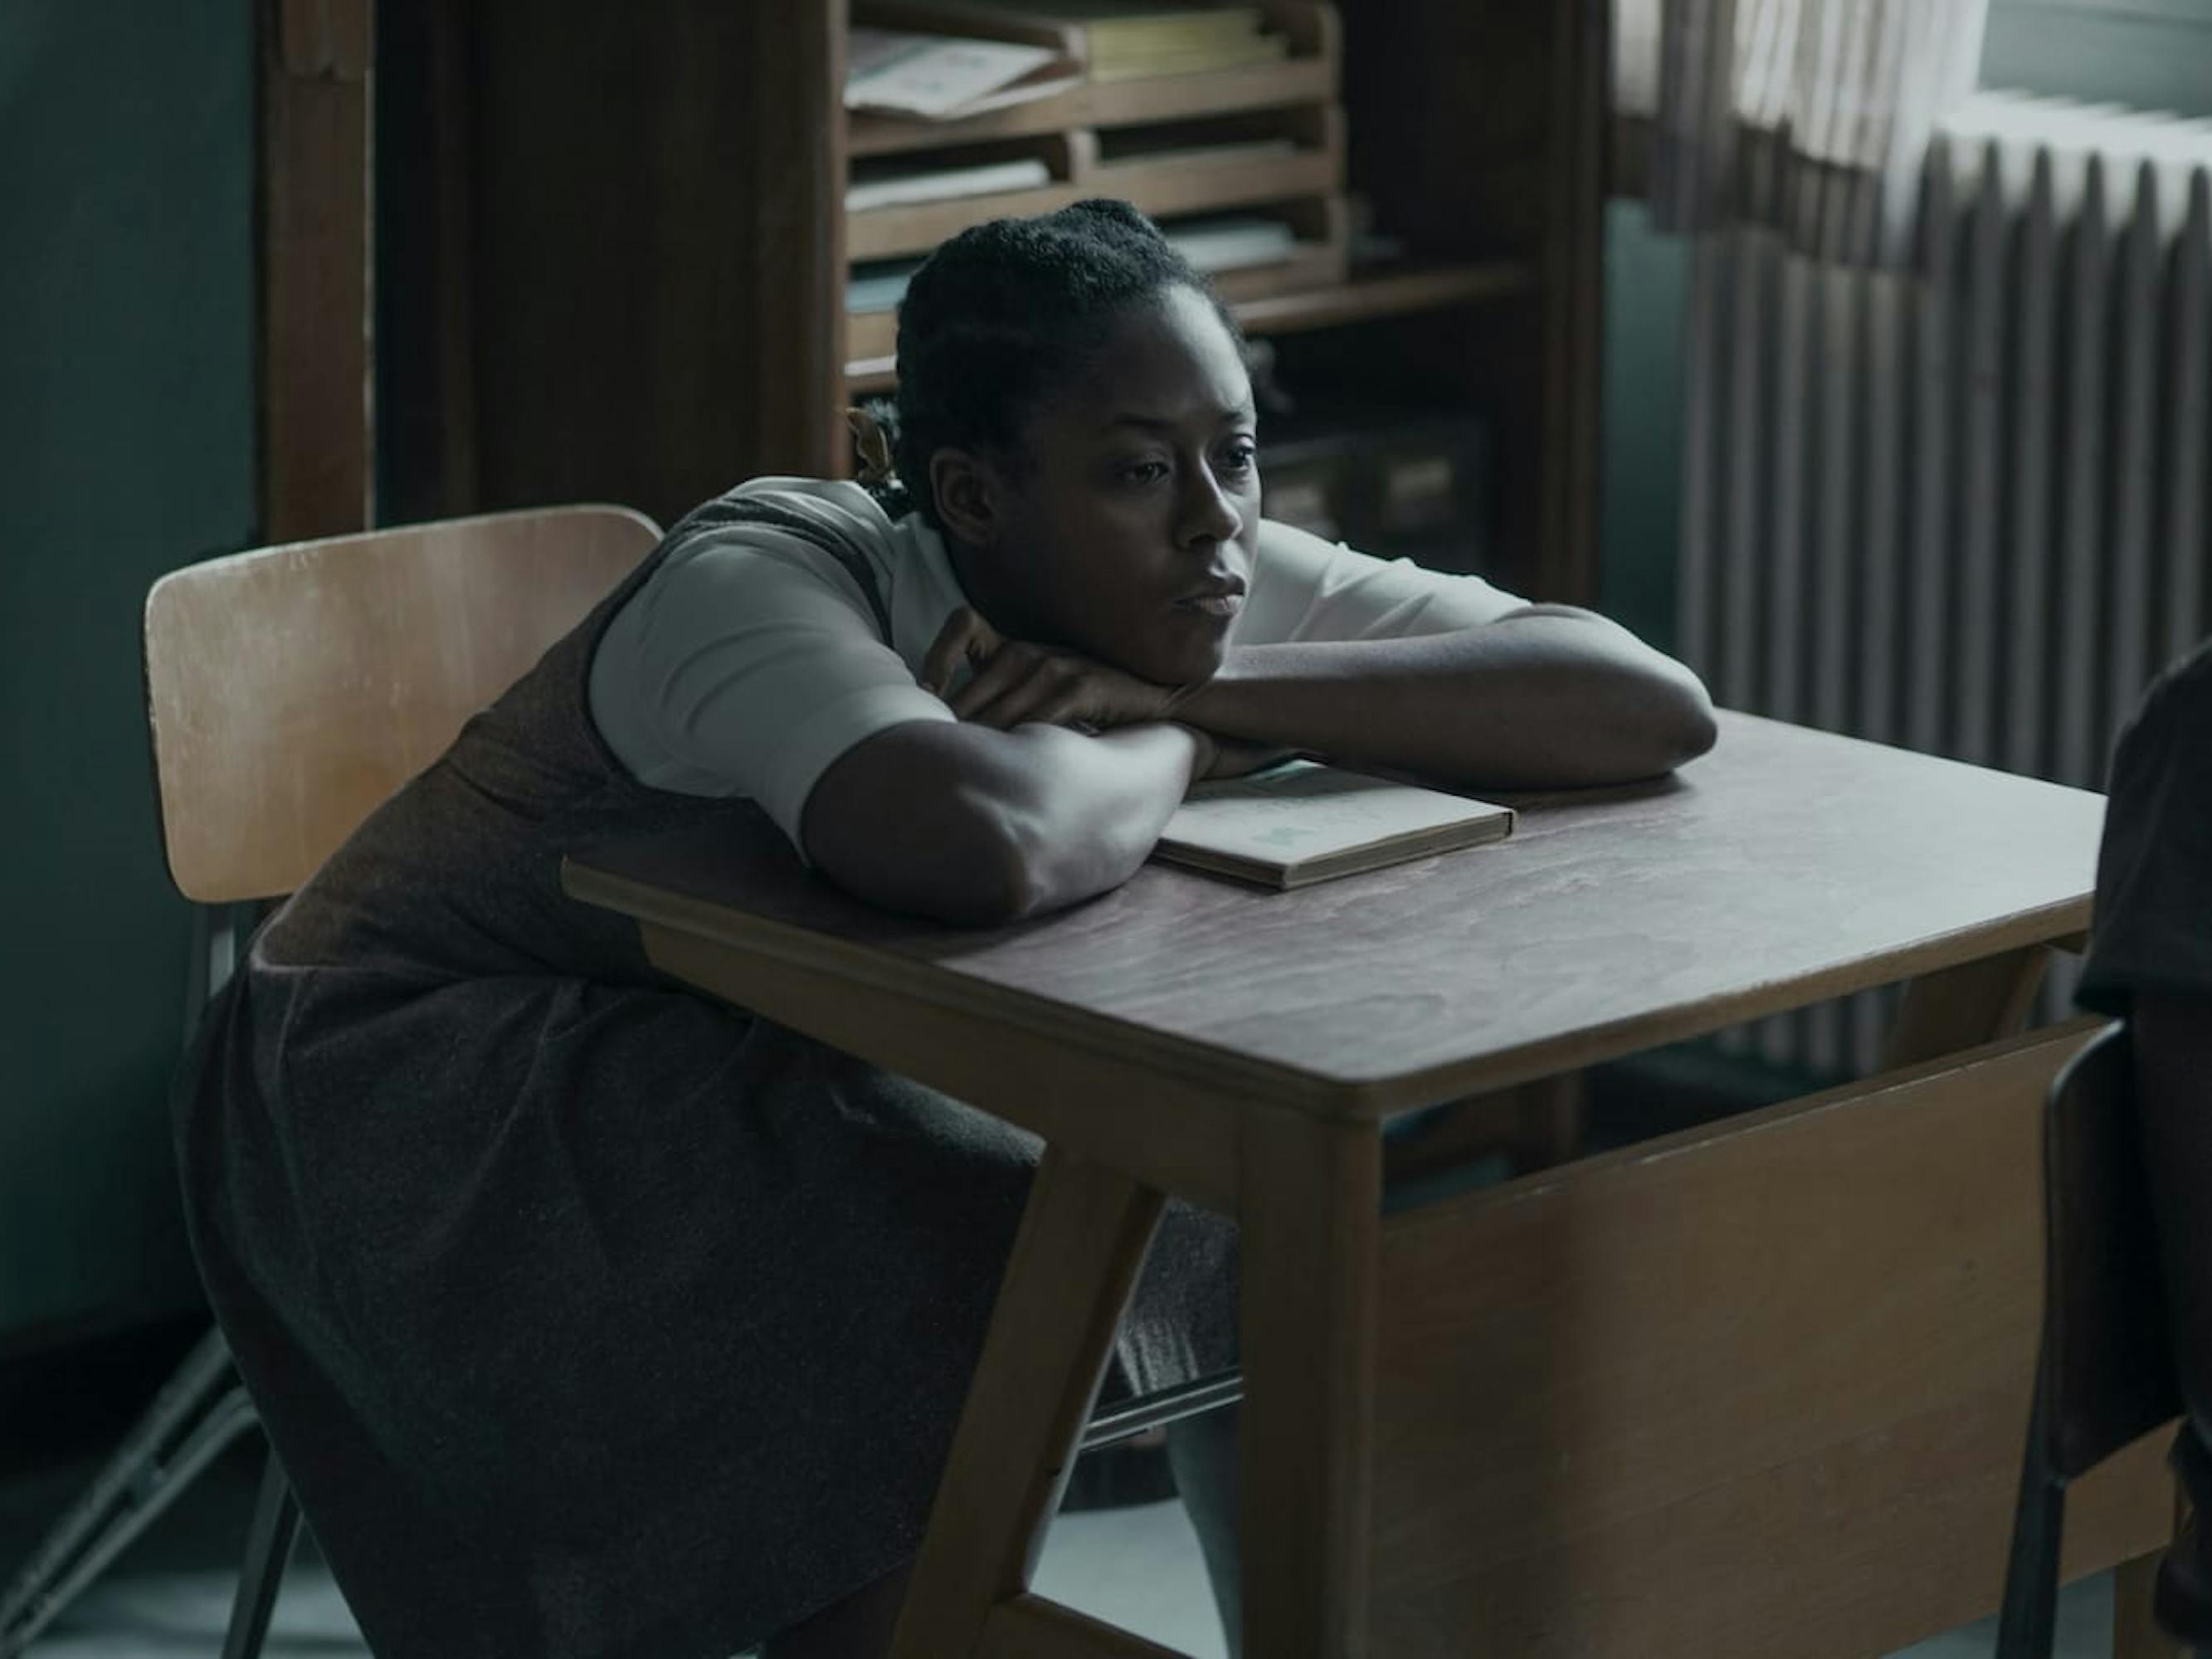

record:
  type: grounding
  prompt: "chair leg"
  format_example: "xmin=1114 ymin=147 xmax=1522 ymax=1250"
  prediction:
xmin=1995 ymin=1374 xmax=2067 ymax=1659
xmin=0 ymin=1329 xmax=257 ymax=1658
xmin=221 ymin=1446 xmax=301 ymax=1659
xmin=2116 ymin=1546 xmax=2193 ymax=1659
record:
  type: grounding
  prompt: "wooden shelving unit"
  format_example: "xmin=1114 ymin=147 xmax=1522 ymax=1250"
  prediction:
xmin=841 ymin=2 xmax=1357 ymax=407
xmin=845 ymin=113 xmax=1346 ymax=264
xmin=1229 ymin=260 xmax=1538 ymax=334
xmin=845 ymin=257 xmax=1538 ymax=390
xmin=847 ymin=0 xmax=1340 ymax=155
xmin=381 ymin=0 xmax=1606 ymax=606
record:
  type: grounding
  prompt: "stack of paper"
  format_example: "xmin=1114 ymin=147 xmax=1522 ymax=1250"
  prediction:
xmin=869 ymin=2 xmax=1288 ymax=85
xmin=845 ymin=157 xmax=1054 ymax=212
xmin=1074 ymin=3 xmax=1286 ymax=81
xmin=846 ymin=27 xmax=1080 ymax=120
xmin=847 ymin=258 xmax=927 ymax=313
xmin=1165 ymin=215 xmax=1298 ymax=273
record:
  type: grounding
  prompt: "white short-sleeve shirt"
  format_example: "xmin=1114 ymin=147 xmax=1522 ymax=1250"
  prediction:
xmin=588 ymin=476 xmax=1527 ymax=847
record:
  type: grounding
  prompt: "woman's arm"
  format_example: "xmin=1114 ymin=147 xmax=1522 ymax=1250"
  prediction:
xmin=1168 ymin=605 xmax=1717 ymax=791
xmin=801 ymin=718 xmax=1209 ymax=925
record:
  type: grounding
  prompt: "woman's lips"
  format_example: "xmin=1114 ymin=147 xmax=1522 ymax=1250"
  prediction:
xmin=1177 ymin=593 xmax=1245 ymax=618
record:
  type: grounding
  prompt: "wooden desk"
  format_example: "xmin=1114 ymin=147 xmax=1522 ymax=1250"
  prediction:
xmin=563 ymin=711 xmax=2172 ymax=1659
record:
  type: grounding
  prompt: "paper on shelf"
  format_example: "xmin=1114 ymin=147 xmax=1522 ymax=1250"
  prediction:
xmin=845 ymin=27 xmax=1078 ymax=120
xmin=845 ymin=156 xmax=1055 ymax=212
xmin=1166 ymin=215 xmax=1298 ymax=272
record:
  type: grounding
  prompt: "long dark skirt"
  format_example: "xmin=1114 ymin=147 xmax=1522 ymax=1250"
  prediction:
xmin=178 ymin=954 xmax=1238 ymax=1658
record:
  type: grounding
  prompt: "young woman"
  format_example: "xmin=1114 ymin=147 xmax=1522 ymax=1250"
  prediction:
xmin=176 ymin=199 xmax=1715 ymax=1659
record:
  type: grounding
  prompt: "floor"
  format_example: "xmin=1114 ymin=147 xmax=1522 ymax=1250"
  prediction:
xmin=0 ymin=1437 xmax=2125 ymax=1659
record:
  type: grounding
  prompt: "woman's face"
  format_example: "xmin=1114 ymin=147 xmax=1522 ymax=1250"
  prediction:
xmin=965 ymin=285 xmax=1261 ymax=686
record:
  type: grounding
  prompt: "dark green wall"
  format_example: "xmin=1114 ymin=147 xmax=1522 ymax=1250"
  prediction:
xmin=0 ymin=2 xmax=255 ymax=1346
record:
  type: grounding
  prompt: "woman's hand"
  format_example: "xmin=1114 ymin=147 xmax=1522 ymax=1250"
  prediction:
xmin=1182 ymin=725 xmax=1301 ymax=783
xmin=920 ymin=606 xmax=1181 ymax=731
xmin=919 ymin=607 xmax=1297 ymax=782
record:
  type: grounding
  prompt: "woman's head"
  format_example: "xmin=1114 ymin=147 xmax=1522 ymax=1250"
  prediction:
xmin=891 ymin=199 xmax=1260 ymax=686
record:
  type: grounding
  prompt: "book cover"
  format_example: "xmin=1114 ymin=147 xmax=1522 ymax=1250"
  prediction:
xmin=1153 ymin=760 xmax=1514 ymax=889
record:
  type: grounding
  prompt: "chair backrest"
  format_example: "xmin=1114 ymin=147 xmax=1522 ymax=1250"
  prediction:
xmin=144 ymin=505 xmax=660 ymax=904
xmin=2042 ymin=1019 xmax=2183 ymax=1480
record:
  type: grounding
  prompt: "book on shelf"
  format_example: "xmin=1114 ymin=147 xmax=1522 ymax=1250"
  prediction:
xmin=845 ymin=27 xmax=1081 ymax=120
xmin=1152 ymin=759 xmax=1514 ymax=889
xmin=845 ymin=155 xmax=1055 ymax=212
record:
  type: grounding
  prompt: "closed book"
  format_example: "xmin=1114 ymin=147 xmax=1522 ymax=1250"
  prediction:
xmin=1152 ymin=760 xmax=1514 ymax=889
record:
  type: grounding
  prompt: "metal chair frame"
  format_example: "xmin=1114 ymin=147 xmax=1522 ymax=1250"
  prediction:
xmin=1995 ymin=1020 xmax=2198 ymax=1658
xmin=1 ymin=905 xmax=301 ymax=1659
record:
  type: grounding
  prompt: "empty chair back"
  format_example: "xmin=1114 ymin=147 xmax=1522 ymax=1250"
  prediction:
xmin=2041 ymin=1020 xmax=2182 ymax=1479
xmin=144 ymin=506 xmax=660 ymax=904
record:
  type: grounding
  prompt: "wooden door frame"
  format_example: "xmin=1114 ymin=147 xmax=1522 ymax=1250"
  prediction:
xmin=260 ymin=0 xmax=376 ymax=544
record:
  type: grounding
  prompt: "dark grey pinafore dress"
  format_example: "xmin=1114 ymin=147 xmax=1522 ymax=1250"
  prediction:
xmin=173 ymin=490 xmax=1239 ymax=1658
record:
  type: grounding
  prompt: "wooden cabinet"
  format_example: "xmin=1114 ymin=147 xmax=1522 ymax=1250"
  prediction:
xmin=375 ymin=0 xmax=1606 ymax=603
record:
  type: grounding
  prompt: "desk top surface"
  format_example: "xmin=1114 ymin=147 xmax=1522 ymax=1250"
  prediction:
xmin=563 ymin=712 xmax=2105 ymax=1112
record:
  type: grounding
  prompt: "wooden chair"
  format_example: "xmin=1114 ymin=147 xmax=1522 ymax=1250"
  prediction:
xmin=0 ymin=507 xmax=659 ymax=1659
xmin=1996 ymin=1020 xmax=2197 ymax=1657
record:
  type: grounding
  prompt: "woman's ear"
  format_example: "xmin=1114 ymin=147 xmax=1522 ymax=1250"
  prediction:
xmin=929 ymin=448 xmax=998 ymax=549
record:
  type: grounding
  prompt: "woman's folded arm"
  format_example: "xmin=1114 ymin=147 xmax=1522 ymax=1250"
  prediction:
xmin=801 ymin=718 xmax=1205 ymax=926
xmin=1170 ymin=605 xmax=1718 ymax=792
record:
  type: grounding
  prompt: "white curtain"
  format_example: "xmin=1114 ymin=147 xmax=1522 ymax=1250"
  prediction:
xmin=1615 ymin=0 xmax=1990 ymax=266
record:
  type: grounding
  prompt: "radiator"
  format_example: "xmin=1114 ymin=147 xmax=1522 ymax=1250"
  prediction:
xmin=1675 ymin=90 xmax=2212 ymax=1078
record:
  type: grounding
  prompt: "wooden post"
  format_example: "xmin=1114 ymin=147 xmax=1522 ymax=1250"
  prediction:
xmin=2113 ymin=1541 xmax=2186 ymax=1659
xmin=260 ymin=0 xmax=375 ymax=541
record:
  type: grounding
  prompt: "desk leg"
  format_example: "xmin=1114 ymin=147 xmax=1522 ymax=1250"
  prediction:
xmin=1883 ymin=945 xmax=2050 ymax=1070
xmin=890 ymin=1145 xmax=1167 ymax=1659
xmin=1240 ymin=1113 xmax=1382 ymax=1658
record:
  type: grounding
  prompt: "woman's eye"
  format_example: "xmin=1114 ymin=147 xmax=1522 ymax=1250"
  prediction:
xmin=1118 ymin=460 xmax=1171 ymax=486
xmin=1218 ymin=442 xmax=1259 ymax=476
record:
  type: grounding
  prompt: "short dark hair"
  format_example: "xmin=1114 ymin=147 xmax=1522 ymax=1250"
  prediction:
xmin=880 ymin=198 xmax=1240 ymax=527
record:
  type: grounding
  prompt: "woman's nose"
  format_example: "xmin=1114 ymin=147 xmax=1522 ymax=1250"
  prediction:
xmin=1179 ymin=464 xmax=1245 ymax=548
